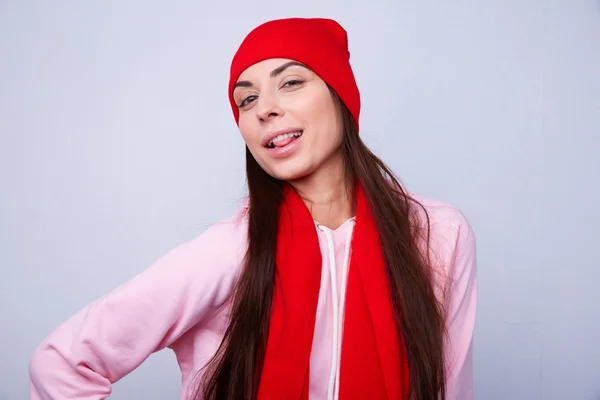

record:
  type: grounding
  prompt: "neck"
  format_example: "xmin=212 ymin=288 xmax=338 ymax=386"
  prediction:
xmin=288 ymin=155 xmax=354 ymax=230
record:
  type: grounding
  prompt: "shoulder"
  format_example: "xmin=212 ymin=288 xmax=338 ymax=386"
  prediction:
xmin=184 ymin=199 xmax=249 ymax=253
xmin=410 ymin=194 xmax=474 ymax=246
xmin=191 ymin=199 xmax=250 ymax=247
xmin=149 ymin=200 xmax=250 ymax=279
xmin=408 ymin=193 xmax=477 ymax=300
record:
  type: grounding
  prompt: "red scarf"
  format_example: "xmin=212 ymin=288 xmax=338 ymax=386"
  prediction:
xmin=257 ymin=183 xmax=410 ymax=399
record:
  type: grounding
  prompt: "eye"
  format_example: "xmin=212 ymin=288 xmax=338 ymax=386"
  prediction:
xmin=282 ymin=79 xmax=304 ymax=88
xmin=238 ymin=95 xmax=258 ymax=108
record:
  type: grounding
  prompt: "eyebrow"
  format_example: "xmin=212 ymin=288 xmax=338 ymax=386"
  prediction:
xmin=233 ymin=61 xmax=308 ymax=91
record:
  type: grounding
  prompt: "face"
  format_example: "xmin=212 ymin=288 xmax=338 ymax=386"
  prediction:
xmin=232 ymin=58 xmax=344 ymax=182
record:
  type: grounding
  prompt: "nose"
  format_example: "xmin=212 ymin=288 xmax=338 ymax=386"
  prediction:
xmin=254 ymin=91 xmax=284 ymax=122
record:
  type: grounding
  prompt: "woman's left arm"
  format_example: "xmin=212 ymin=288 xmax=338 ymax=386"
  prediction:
xmin=443 ymin=210 xmax=478 ymax=400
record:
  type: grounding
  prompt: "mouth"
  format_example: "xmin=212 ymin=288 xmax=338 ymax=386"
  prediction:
xmin=265 ymin=131 xmax=303 ymax=149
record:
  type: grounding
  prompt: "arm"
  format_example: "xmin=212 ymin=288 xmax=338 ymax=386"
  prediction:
xmin=442 ymin=210 xmax=478 ymax=400
xmin=29 ymin=215 xmax=247 ymax=399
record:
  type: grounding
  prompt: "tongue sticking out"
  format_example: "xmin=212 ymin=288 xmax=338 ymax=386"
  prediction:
xmin=272 ymin=136 xmax=298 ymax=148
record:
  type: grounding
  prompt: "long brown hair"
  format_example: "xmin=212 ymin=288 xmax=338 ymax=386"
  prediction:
xmin=192 ymin=90 xmax=446 ymax=400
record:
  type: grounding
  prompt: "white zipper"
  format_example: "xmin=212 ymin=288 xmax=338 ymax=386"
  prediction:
xmin=317 ymin=219 xmax=356 ymax=400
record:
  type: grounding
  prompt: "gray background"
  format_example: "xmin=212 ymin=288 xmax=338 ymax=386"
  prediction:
xmin=1 ymin=1 xmax=599 ymax=399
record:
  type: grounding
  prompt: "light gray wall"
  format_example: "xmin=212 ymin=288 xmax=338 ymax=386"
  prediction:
xmin=1 ymin=1 xmax=599 ymax=399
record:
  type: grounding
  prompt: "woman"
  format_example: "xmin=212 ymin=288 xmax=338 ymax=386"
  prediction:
xmin=29 ymin=17 xmax=477 ymax=400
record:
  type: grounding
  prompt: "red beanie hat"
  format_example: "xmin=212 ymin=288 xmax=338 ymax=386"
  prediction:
xmin=228 ymin=18 xmax=361 ymax=131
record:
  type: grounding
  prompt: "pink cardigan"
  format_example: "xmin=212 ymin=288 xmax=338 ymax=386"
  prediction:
xmin=29 ymin=195 xmax=477 ymax=399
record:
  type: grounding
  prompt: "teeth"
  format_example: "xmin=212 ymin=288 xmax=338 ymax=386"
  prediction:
xmin=269 ymin=131 xmax=302 ymax=147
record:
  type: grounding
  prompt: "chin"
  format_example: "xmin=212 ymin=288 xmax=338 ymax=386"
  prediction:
xmin=267 ymin=162 xmax=314 ymax=183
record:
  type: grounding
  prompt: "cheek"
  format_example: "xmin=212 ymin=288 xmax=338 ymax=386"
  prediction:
xmin=237 ymin=117 xmax=258 ymax=147
xmin=308 ymin=99 xmax=343 ymax=145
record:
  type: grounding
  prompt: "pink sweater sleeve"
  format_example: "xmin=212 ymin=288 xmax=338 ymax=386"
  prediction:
xmin=442 ymin=209 xmax=478 ymax=400
xmin=29 ymin=216 xmax=247 ymax=400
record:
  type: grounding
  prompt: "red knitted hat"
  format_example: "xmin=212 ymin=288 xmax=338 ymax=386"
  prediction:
xmin=228 ymin=17 xmax=361 ymax=131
